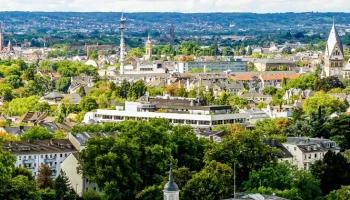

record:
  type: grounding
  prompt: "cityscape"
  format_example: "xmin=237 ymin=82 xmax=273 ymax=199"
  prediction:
xmin=0 ymin=1 xmax=350 ymax=200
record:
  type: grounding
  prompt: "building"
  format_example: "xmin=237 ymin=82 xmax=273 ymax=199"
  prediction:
xmin=60 ymin=153 xmax=99 ymax=196
xmin=282 ymin=137 xmax=340 ymax=170
xmin=252 ymin=59 xmax=295 ymax=71
xmin=323 ymin=21 xmax=344 ymax=77
xmin=224 ymin=193 xmax=288 ymax=200
xmin=183 ymin=59 xmax=247 ymax=73
xmin=4 ymin=139 xmax=77 ymax=177
xmin=83 ymin=96 xmax=249 ymax=128
xmin=163 ymin=166 xmax=180 ymax=200
xmin=144 ymin=34 xmax=152 ymax=61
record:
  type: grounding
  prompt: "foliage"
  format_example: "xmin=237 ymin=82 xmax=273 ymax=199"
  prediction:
xmin=4 ymin=96 xmax=43 ymax=116
xmin=302 ymin=91 xmax=348 ymax=116
xmin=314 ymin=76 xmax=345 ymax=92
xmin=204 ymin=131 xmax=278 ymax=187
xmin=0 ymin=131 xmax=19 ymax=142
xmin=37 ymin=164 xmax=53 ymax=189
xmin=285 ymin=74 xmax=317 ymax=90
xmin=80 ymin=96 xmax=98 ymax=112
xmin=244 ymin=162 xmax=321 ymax=200
xmin=327 ymin=185 xmax=350 ymax=200
xmin=311 ymin=151 xmax=350 ymax=194
xmin=181 ymin=161 xmax=233 ymax=200
xmin=56 ymin=77 xmax=71 ymax=93
xmin=20 ymin=126 xmax=53 ymax=141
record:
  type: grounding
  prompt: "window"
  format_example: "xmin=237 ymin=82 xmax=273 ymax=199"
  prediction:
xmin=60 ymin=154 xmax=63 ymax=158
xmin=315 ymin=154 xmax=317 ymax=158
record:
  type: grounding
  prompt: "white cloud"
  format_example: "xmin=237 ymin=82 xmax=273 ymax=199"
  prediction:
xmin=0 ymin=0 xmax=349 ymax=12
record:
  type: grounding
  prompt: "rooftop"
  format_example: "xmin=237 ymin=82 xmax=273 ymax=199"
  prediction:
xmin=4 ymin=139 xmax=77 ymax=155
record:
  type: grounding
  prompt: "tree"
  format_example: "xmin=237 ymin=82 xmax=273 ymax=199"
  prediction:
xmin=80 ymin=97 xmax=98 ymax=111
xmin=82 ymin=190 xmax=102 ymax=200
xmin=263 ymin=86 xmax=278 ymax=95
xmin=204 ymin=131 xmax=278 ymax=187
xmin=181 ymin=161 xmax=233 ymax=200
xmin=5 ymin=75 xmax=22 ymax=89
xmin=21 ymin=126 xmax=53 ymax=141
xmin=303 ymin=91 xmax=348 ymax=116
xmin=311 ymin=151 xmax=350 ymax=194
xmin=80 ymin=120 xmax=173 ymax=200
xmin=37 ymin=164 xmax=53 ymax=189
xmin=4 ymin=96 xmax=41 ymax=116
xmin=128 ymin=80 xmax=147 ymax=100
xmin=0 ymin=83 xmax=13 ymax=101
xmin=327 ymin=185 xmax=350 ymax=200
xmin=315 ymin=76 xmax=344 ymax=92
xmin=53 ymin=172 xmax=77 ymax=200
xmin=170 ymin=126 xmax=207 ymax=171
xmin=56 ymin=77 xmax=71 ymax=93
xmin=244 ymin=162 xmax=321 ymax=200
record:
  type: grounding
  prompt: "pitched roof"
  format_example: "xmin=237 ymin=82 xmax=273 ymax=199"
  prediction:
xmin=325 ymin=22 xmax=343 ymax=57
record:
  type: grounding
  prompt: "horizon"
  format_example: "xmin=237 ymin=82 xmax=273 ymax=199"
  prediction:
xmin=0 ymin=0 xmax=350 ymax=13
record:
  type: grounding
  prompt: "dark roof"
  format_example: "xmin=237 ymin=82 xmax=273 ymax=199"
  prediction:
xmin=265 ymin=140 xmax=293 ymax=159
xmin=164 ymin=168 xmax=179 ymax=192
xmin=4 ymin=139 xmax=77 ymax=155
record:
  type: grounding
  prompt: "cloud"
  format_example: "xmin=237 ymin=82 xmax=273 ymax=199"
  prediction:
xmin=0 ymin=0 xmax=349 ymax=13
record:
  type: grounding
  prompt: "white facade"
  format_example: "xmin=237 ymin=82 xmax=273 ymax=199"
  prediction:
xmin=282 ymin=137 xmax=340 ymax=170
xmin=83 ymin=101 xmax=249 ymax=128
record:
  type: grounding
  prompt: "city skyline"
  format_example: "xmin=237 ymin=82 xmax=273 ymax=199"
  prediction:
xmin=0 ymin=0 xmax=350 ymax=13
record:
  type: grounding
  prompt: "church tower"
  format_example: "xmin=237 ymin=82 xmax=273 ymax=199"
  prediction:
xmin=324 ymin=20 xmax=344 ymax=77
xmin=119 ymin=13 xmax=126 ymax=75
xmin=163 ymin=166 xmax=179 ymax=200
xmin=145 ymin=34 xmax=152 ymax=61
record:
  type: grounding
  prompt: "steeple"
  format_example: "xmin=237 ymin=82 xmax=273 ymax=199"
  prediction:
xmin=145 ymin=33 xmax=152 ymax=61
xmin=324 ymin=18 xmax=344 ymax=77
xmin=163 ymin=164 xmax=179 ymax=200
xmin=325 ymin=19 xmax=343 ymax=57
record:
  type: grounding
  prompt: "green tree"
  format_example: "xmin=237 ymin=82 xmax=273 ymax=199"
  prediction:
xmin=21 ymin=126 xmax=53 ymax=141
xmin=327 ymin=185 xmax=350 ymax=200
xmin=5 ymin=75 xmax=22 ymax=89
xmin=53 ymin=172 xmax=77 ymax=200
xmin=0 ymin=83 xmax=13 ymax=101
xmin=311 ymin=151 xmax=350 ymax=194
xmin=56 ymin=77 xmax=71 ymax=93
xmin=5 ymin=96 xmax=41 ymax=116
xmin=80 ymin=97 xmax=98 ymax=111
xmin=181 ymin=161 xmax=233 ymax=200
xmin=303 ymin=91 xmax=348 ymax=116
xmin=314 ymin=76 xmax=344 ymax=92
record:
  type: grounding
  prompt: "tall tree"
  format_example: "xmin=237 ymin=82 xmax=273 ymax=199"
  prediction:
xmin=37 ymin=164 xmax=53 ymax=189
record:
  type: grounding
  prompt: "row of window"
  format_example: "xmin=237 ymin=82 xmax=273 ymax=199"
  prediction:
xmin=18 ymin=153 xmax=69 ymax=160
xmin=98 ymin=115 xmax=246 ymax=125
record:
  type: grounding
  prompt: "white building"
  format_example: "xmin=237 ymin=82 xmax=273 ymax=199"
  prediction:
xmin=83 ymin=96 xmax=250 ymax=128
xmin=4 ymin=139 xmax=77 ymax=177
xmin=282 ymin=137 xmax=340 ymax=170
xmin=163 ymin=166 xmax=180 ymax=200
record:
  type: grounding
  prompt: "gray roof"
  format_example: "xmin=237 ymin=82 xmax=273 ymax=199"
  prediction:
xmin=326 ymin=23 xmax=343 ymax=57
xmin=164 ymin=167 xmax=179 ymax=192
xmin=224 ymin=193 xmax=288 ymax=200
xmin=43 ymin=91 xmax=64 ymax=100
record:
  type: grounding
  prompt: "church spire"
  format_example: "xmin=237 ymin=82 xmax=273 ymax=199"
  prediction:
xmin=163 ymin=163 xmax=179 ymax=200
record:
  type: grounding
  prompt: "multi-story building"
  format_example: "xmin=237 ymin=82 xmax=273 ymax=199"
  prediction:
xmin=83 ymin=96 xmax=250 ymax=127
xmin=182 ymin=59 xmax=247 ymax=73
xmin=4 ymin=139 xmax=77 ymax=177
xmin=282 ymin=137 xmax=340 ymax=170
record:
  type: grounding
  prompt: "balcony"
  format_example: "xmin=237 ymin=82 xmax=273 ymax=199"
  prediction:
xmin=23 ymin=159 xmax=35 ymax=164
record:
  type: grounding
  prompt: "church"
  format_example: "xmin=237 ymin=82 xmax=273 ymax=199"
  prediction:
xmin=323 ymin=20 xmax=349 ymax=79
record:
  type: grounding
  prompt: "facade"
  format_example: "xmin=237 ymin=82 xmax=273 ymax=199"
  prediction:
xmin=144 ymin=34 xmax=152 ymax=61
xmin=323 ymin=21 xmax=344 ymax=77
xmin=83 ymin=96 xmax=249 ymax=127
xmin=282 ymin=137 xmax=340 ymax=170
xmin=184 ymin=59 xmax=247 ymax=73
xmin=60 ymin=153 xmax=99 ymax=197
xmin=252 ymin=59 xmax=295 ymax=71
xmin=4 ymin=139 xmax=77 ymax=177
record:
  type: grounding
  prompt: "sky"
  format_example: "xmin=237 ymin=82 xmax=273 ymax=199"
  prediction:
xmin=0 ymin=0 xmax=349 ymax=13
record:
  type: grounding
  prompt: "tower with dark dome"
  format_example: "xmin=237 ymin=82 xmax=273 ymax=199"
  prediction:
xmin=163 ymin=166 xmax=179 ymax=200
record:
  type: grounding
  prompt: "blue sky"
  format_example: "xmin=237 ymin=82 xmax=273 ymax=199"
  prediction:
xmin=0 ymin=0 xmax=349 ymax=13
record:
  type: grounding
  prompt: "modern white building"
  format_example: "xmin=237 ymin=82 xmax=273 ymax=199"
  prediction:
xmin=282 ymin=137 xmax=340 ymax=170
xmin=4 ymin=139 xmax=77 ymax=177
xmin=83 ymin=96 xmax=250 ymax=127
